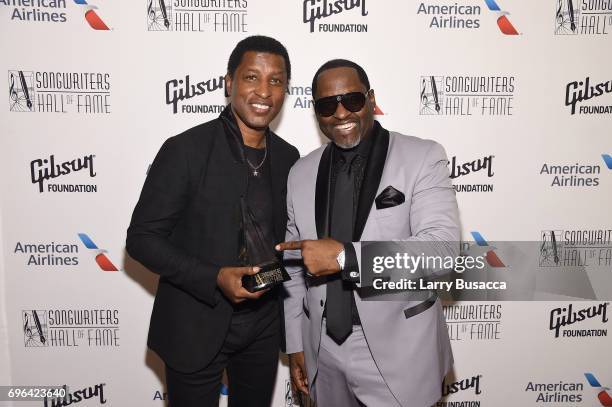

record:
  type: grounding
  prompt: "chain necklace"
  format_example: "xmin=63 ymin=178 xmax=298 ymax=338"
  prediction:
xmin=245 ymin=143 xmax=267 ymax=177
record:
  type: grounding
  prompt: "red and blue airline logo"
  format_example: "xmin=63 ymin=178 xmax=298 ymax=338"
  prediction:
xmin=484 ymin=0 xmax=519 ymax=35
xmin=78 ymin=233 xmax=119 ymax=271
xmin=471 ymin=231 xmax=506 ymax=267
xmin=585 ymin=373 xmax=612 ymax=406
xmin=73 ymin=0 xmax=110 ymax=30
xmin=603 ymin=154 xmax=612 ymax=170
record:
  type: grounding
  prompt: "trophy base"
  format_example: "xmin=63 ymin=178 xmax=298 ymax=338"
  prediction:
xmin=242 ymin=261 xmax=291 ymax=293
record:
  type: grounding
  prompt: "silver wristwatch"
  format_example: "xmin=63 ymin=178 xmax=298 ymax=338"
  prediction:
xmin=336 ymin=249 xmax=346 ymax=270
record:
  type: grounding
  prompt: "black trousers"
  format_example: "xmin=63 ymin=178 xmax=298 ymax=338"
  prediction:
xmin=165 ymin=303 xmax=280 ymax=407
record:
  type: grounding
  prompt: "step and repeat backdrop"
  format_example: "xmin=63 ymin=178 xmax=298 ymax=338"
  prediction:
xmin=1 ymin=0 xmax=612 ymax=406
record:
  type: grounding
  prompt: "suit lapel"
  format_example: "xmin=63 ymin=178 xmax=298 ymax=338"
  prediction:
xmin=218 ymin=109 xmax=249 ymax=203
xmin=315 ymin=144 xmax=333 ymax=239
xmin=353 ymin=123 xmax=389 ymax=241
xmin=268 ymin=132 xmax=290 ymax=243
xmin=219 ymin=106 xmax=245 ymax=164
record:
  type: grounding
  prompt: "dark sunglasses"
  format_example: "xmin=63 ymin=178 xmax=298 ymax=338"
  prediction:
xmin=314 ymin=90 xmax=370 ymax=117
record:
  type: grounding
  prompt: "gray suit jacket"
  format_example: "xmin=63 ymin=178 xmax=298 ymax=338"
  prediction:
xmin=283 ymin=125 xmax=460 ymax=407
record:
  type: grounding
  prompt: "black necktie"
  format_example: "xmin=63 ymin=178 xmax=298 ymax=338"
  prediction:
xmin=326 ymin=152 xmax=355 ymax=344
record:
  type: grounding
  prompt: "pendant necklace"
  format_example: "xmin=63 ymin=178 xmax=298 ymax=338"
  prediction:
xmin=245 ymin=143 xmax=267 ymax=177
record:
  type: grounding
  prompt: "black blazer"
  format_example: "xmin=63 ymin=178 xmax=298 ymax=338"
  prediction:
xmin=126 ymin=116 xmax=299 ymax=373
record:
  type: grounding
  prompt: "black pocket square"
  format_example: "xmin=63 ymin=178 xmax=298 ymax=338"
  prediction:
xmin=375 ymin=186 xmax=405 ymax=209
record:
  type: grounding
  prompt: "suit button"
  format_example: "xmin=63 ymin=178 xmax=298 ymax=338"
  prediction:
xmin=320 ymin=300 xmax=324 ymax=307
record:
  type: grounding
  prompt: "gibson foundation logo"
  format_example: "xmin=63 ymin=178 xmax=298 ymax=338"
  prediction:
xmin=555 ymin=0 xmax=611 ymax=35
xmin=539 ymin=229 xmax=612 ymax=267
xmin=43 ymin=383 xmax=107 ymax=406
xmin=443 ymin=304 xmax=503 ymax=341
xmin=539 ymin=155 xmax=610 ymax=187
xmin=165 ymin=74 xmax=225 ymax=114
xmin=435 ymin=374 xmax=482 ymax=407
xmin=419 ymin=75 xmax=515 ymax=116
xmin=549 ymin=302 xmax=609 ymax=338
xmin=147 ymin=0 xmax=247 ymax=32
xmin=30 ymin=154 xmax=96 ymax=193
xmin=449 ymin=154 xmax=495 ymax=193
xmin=23 ymin=309 xmax=120 ymax=348
xmin=303 ymin=0 xmax=368 ymax=33
xmin=565 ymin=76 xmax=612 ymax=115
xmin=8 ymin=70 xmax=111 ymax=113
xmin=442 ymin=375 xmax=482 ymax=396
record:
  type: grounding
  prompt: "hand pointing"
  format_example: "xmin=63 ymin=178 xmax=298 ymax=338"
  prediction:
xmin=276 ymin=238 xmax=344 ymax=277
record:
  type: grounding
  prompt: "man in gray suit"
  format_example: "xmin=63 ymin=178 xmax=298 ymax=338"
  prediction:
xmin=277 ymin=59 xmax=460 ymax=406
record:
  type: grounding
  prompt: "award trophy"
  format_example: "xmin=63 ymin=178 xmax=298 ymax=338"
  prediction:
xmin=239 ymin=199 xmax=290 ymax=292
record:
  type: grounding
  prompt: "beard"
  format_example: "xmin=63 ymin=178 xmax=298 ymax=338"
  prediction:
xmin=333 ymin=134 xmax=361 ymax=149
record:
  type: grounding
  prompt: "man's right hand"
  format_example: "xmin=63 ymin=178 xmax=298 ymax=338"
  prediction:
xmin=216 ymin=266 xmax=267 ymax=304
xmin=289 ymin=351 xmax=309 ymax=395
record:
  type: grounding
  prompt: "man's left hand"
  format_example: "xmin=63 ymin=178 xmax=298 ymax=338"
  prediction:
xmin=276 ymin=238 xmax=344 ymax=277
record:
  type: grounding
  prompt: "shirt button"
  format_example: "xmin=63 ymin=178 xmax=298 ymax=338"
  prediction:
xmin=350 ymin=271 xmax=359 ymax=278
xmin=320 ymin=300 xmax=324 ymax=307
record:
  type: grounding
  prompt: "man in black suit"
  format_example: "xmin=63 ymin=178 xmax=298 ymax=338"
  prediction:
xmin=126 ymin=36 xmax=300 ymax=407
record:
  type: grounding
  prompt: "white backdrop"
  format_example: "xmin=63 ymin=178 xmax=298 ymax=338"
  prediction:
xmin=1 ymin=0 xmax=612 ymax=406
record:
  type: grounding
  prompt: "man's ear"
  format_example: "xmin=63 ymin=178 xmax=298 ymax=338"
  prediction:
xmin=224 ymin=74 xmax=232 ymax=98
xmin=368 ymin=89 xmax=376 ymax=108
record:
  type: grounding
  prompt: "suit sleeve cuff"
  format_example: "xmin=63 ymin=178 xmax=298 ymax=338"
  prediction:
xmin=341 ymin=243 xmax=360 ymax=283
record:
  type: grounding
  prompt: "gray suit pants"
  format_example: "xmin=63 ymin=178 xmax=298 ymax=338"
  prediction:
xmin=313 ymin=319 xmax=401 ymax=407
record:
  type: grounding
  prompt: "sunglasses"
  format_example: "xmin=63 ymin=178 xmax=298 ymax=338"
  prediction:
xmin=314 ymin=90 xmax=370 ymax=117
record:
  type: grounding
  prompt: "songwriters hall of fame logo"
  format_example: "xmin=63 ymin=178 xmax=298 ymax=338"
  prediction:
xmin=23 ymin=310 xmax=48 ymax=347
xmin=443 ymin=303 xmax=503 ymax=341
xmin=23 ymin=309 xmax=120 ymax=348
xmin=147 ymin=0 xmax=248 ymax=32
xmin=555 ymin=0 xmax=611 ymax=35
xmin=8 ymin=70 xmax=34 ymax=112
xmin=419 ymin=75 xmax=515 ymax=116
xmin=8 ymin=70 xmax=111 ymax=114
xmin=540 ymin=229 xmax=612 ymax=267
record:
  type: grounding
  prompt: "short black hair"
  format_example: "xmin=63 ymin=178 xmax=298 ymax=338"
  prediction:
xmin=311 ymin=59 xmax=370 ymax=97
xmin=227 ymin=35 xmax=291 ymax=81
